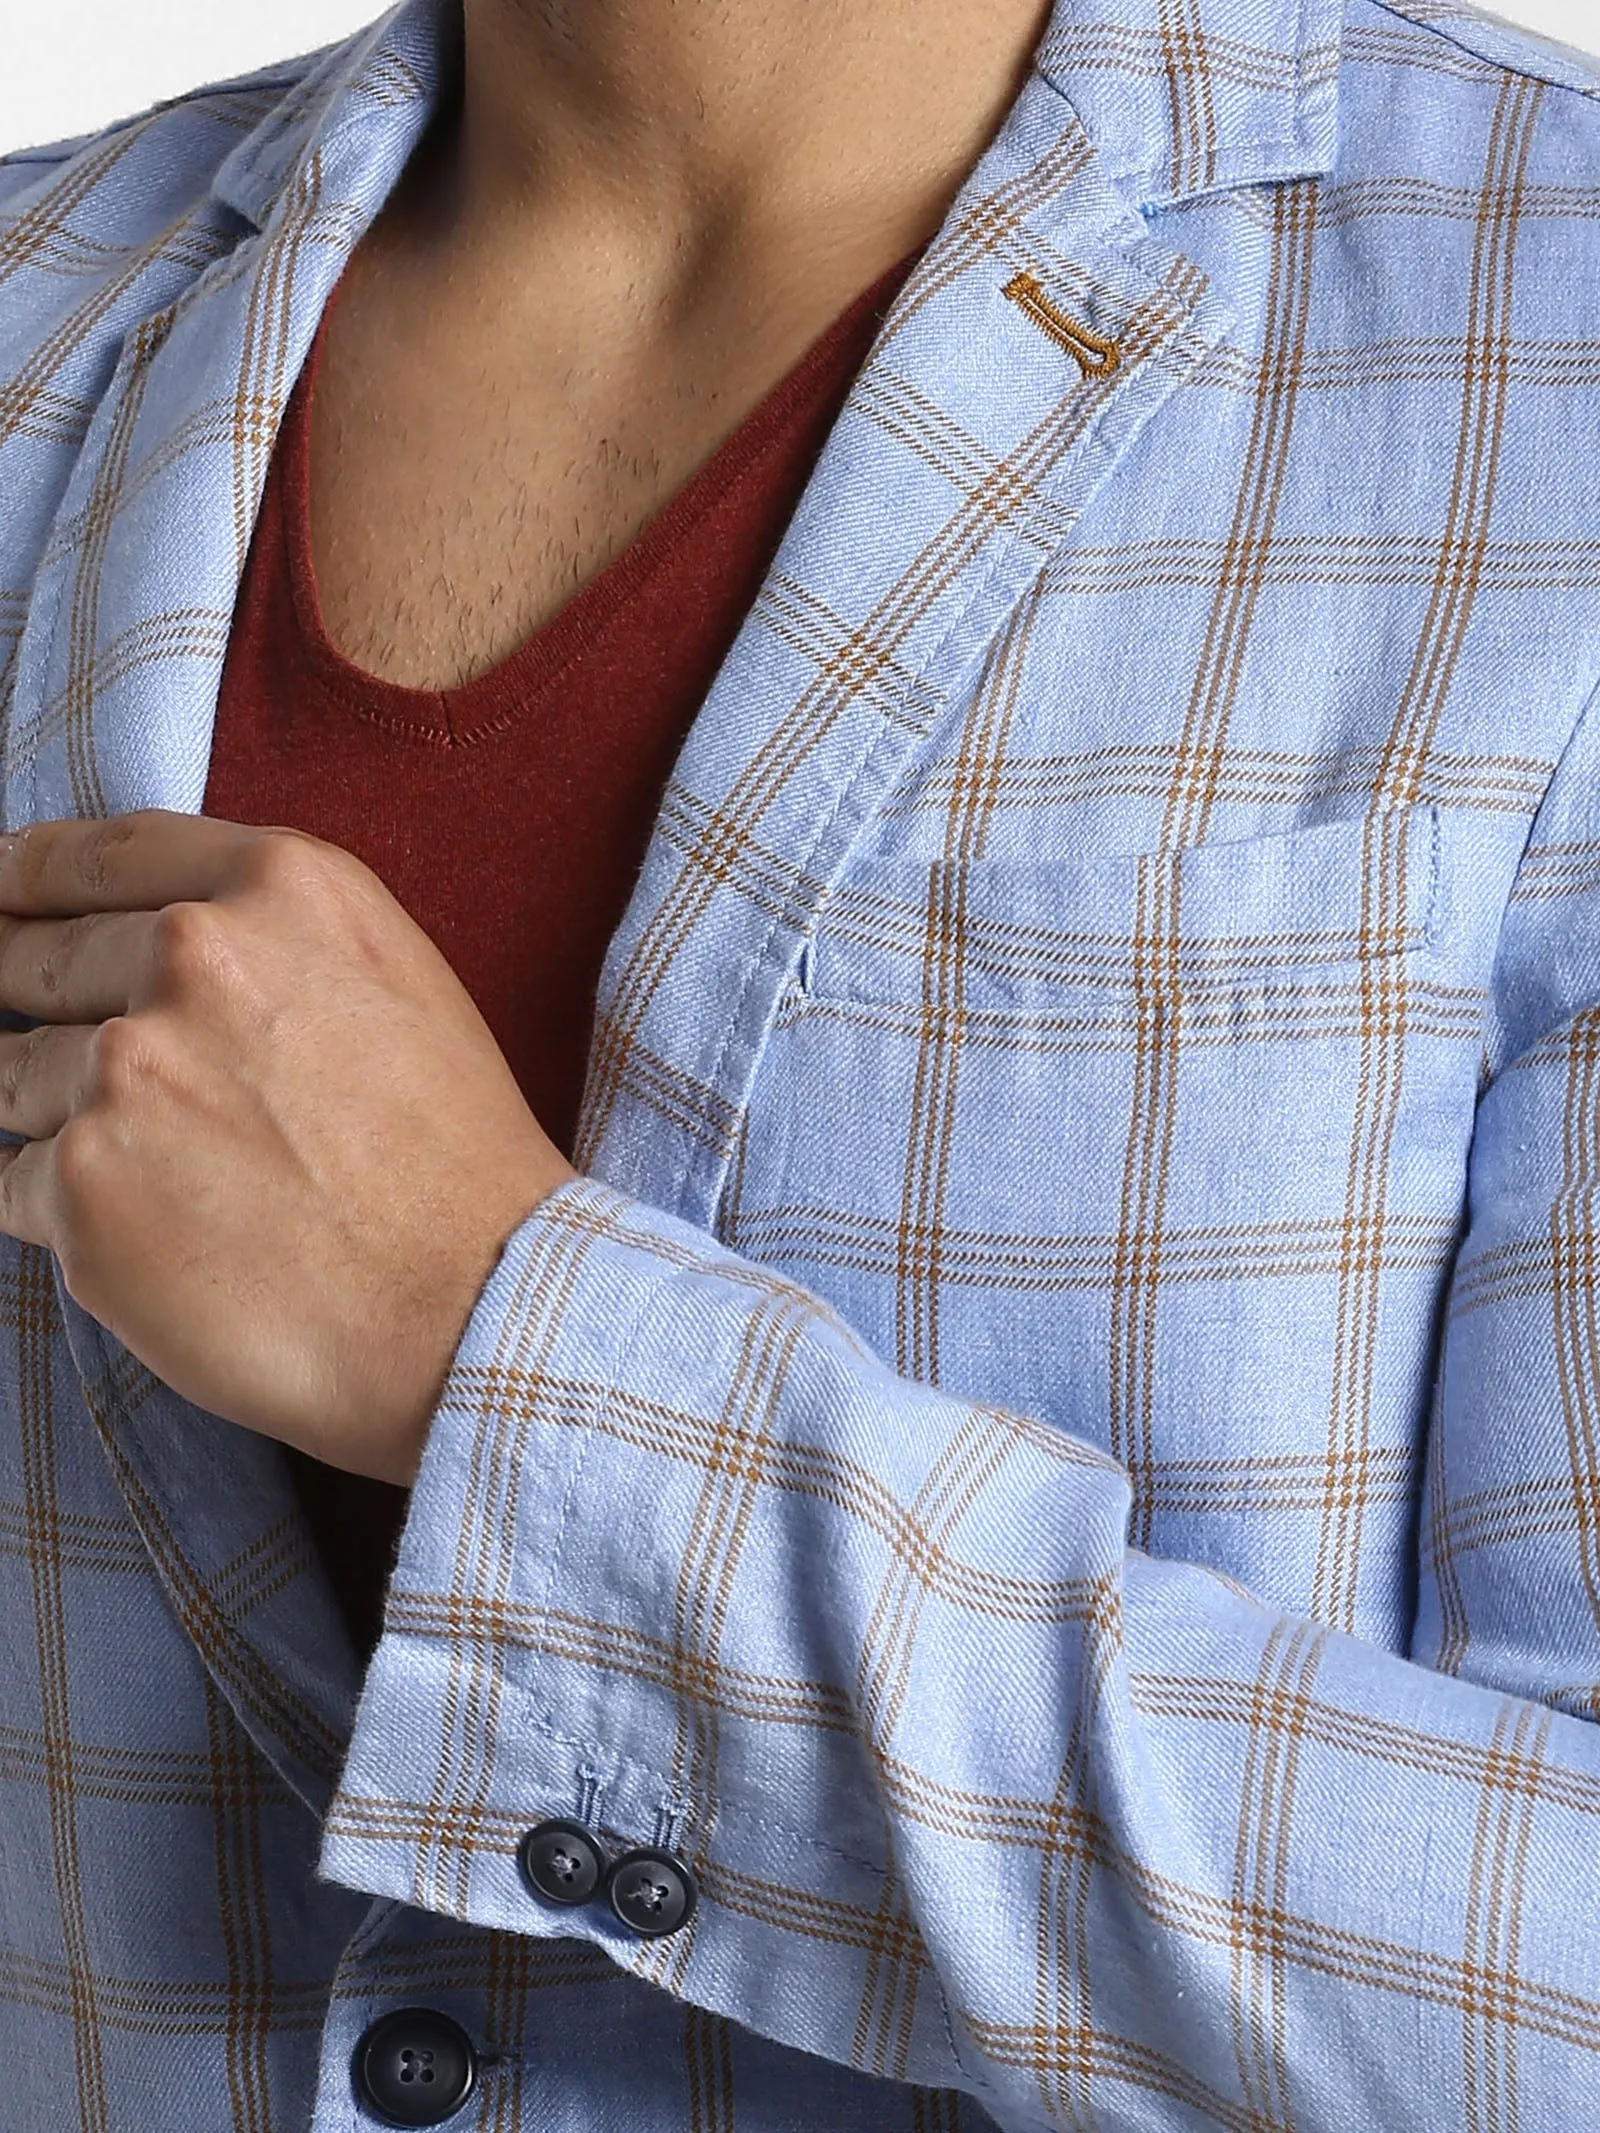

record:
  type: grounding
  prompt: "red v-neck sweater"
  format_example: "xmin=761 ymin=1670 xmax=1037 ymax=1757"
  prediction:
xmin=203 ymin=249 xmax=920 ymax=1663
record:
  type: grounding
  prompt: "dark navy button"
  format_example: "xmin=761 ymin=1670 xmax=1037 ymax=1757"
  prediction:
xmin=605 ymin=1846 xmax=698 ymax=1938
xmin=517 ymin=1817 xmax=606 ymax=1907
xmin=353 ymin=2008 xmax=477 ymax=2126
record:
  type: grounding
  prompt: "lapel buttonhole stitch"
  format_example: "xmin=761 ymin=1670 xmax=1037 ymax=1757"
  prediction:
xmin=1002 ymin=271 xmax=1121 ymax=378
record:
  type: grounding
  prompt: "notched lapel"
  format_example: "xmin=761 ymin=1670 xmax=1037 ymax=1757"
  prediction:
xmin=576 ymin=68 xmax=1234 ymax=1230
xmin=0 ymin=6 xmax=440 ymax=1811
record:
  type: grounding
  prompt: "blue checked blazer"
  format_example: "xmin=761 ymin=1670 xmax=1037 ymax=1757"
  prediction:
xmin=3 ymin=0 xmax=1600 ymax=2126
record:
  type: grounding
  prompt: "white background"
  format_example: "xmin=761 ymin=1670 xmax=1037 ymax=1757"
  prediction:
xmin=1 ymin=0 xmax=1597 ymax=155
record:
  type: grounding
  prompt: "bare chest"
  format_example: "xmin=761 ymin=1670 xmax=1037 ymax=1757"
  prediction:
xmin=305 ymin=249 xmax=830 ymax=691
xmin=312 ymin=350 xmax=685 ymax=687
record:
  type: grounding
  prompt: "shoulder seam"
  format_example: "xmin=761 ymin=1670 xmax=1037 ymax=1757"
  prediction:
xmin=1364 ymin=0 xmax=1600 ymax=104
xmin=0 ymin=48 xmax=326 ymax=173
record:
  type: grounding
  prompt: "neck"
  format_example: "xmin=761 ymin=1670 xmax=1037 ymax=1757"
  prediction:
xmin=434 ymin=0 xmax=1050 ymax=274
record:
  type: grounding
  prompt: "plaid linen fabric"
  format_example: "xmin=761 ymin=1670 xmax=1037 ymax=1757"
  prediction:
xmin=3 ymin=0 xmax=1600 ymax=2125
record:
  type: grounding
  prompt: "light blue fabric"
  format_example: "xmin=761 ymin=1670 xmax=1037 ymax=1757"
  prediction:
xmin=3 ymin=0 xmax=1600 ymax=2126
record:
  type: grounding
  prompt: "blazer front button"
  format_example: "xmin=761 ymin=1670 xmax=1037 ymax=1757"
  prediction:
xmin=605 ymin=1846 xmax=698 ymax=1937
xmin=352 ymin=2007 xmax=478 ymax=2126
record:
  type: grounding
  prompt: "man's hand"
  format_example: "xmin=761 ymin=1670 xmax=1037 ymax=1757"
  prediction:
xmin=0 ymin=810 xmax=576 ymax=1485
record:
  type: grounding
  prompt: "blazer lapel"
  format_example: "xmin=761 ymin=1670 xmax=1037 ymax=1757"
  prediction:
xmin=575 ymin=65 xmax=1235 ymax=1228
xmin=1 ymin=4 xmax=441 ymax=1812
xmin=576 ymin=0 xmax=1345 ymax=1224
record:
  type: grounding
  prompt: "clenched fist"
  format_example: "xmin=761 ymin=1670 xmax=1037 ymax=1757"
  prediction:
xmin=0 ymin=809 xmax=575 ymax=1484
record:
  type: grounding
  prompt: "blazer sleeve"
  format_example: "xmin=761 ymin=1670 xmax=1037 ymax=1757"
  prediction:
xmin=0 ymin=150 xmax=75 ymax=213
xmin=320 ymin=689 xmax=1600 ymax=2133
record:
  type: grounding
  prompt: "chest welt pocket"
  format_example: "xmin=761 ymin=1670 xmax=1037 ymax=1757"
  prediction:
xmin=743 ymin=804 xmax=1466 ymax=1633
xmin=798 ymin=806 xmax=1444 ymax=1014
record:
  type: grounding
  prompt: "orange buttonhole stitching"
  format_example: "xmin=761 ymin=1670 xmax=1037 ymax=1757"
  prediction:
xmin=1001 ymin=271 xmax=1121 ymax=378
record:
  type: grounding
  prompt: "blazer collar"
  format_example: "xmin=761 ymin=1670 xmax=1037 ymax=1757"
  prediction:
xmin=209 ymin=0 xmax=1344 ymax=236
xmin=1036 ymin=0 xmax=1344 ymax=204
xmin=208 ymin=5 xmax=439 ymax=233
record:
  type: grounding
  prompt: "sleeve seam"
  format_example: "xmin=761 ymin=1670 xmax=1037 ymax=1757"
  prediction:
xmin=1480 ymin=662 xmax=1600 ymax=1083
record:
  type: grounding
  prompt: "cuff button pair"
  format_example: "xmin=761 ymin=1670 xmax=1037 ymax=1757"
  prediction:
xmin=517 ymin=1818 xmax=697 ymax=1938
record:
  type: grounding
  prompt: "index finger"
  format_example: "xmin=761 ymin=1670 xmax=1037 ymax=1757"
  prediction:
xmin=0 ymin=810 xmax=269 ymax=917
